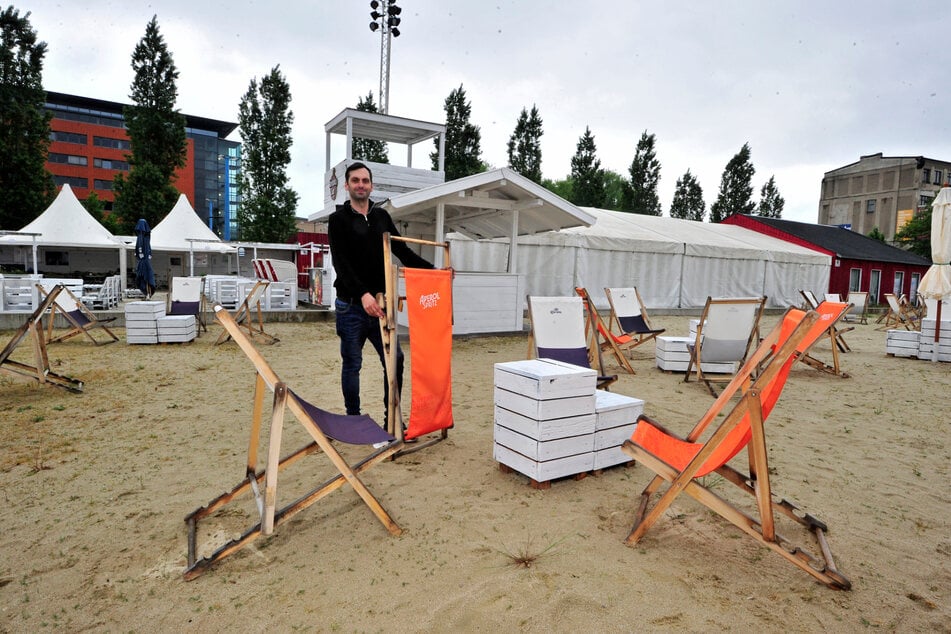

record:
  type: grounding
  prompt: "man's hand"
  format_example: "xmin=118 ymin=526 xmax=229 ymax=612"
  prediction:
xmin=361 ymin=292 xmax=384 ymax=318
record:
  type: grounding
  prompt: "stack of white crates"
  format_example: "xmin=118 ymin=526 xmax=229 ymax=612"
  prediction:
xmin=885 ymin=329 xmax=920 ymax=358
xmin=493 ymin=358 xmax=644 ymax=486
xmin=917 ymin=318 xmax=951 ymax=361
xmin=156 ymin=314 xmax=197 ymax=343
xmin=655 ymin=337 xmax=736 ymax=373
xmin=125 ymin=301 xmax=165 ymax=344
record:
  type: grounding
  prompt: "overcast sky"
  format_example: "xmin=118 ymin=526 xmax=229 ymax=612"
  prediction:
xmin=25 ymin=1 xmax=951 ymax=223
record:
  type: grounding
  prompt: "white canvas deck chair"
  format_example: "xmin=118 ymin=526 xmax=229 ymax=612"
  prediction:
xmin=684 ymin=296 xmax=766 ymax=397
xmin=527 ymin=295 xmax=617 ymax=390
xmin=167 ymin=276 xmax=207 ymax=335
xmin=214 ymin=280 xmax=278 ymax=345
xmin=379 ymin=233 xmax=455 ymax=455
xmin=604 ymin=287 xmax=665 ymax=355
xmin=575 ymin=287 xmax=634 ymax=374
xmin=37 ymin=283 xmax=119 ymax=346
xmin=801 ymin=290 xmax=851 ymax=352
xmin=184 ymin=305 xmax=402 ymax=580
xmin=797 ymin=301 xmax=852 ymax=378
xmin=0 ymin=286 xmax=83 ymax=392
xmin=842 ymin=291 xmax=869 ymax=324
xmin=620 ymin=307 xmax=851 ymax=590
xmin=876 ymin=293 xmax=920 ymax=331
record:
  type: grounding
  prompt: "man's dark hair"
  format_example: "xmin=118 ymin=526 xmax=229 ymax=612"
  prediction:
xmin=345 ymin=161 xmax=373 ymax=182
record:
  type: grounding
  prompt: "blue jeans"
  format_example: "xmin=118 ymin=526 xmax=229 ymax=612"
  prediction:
xmin=335 ymin=298 xmax=403 ymax=420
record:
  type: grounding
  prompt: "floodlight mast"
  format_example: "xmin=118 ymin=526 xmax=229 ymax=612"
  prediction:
xmin=369 ymin=0 xmax=402 ymax=114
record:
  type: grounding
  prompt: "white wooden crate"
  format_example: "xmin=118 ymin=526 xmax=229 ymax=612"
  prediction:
xmin=493 ymin=443 xmax=594 ymax=483
xmin=592 ymin=390 xmax=644 ymax=469
xmin=494 ymin=388 xmax=595 ymax=420
xmin=494 ymin=358 xmax=597 ymax=400
xmin=157 ymin=315 xmax=196 ymax=342
xmin=493 ymin=423 xmax=594 ymax=462
xmin=124 ymin=300 xmax=165 ymax=318
xmin=885 ymin=329 xmax=919 ymax=357
xmin=655 ymin=336 xmax=736 ymax=373
xmin=494 ymin=406 xmax=595 ymax=441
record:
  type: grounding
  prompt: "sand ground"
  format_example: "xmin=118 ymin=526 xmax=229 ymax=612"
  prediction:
xmin=0 ymin=312 xmax=948 ymax=632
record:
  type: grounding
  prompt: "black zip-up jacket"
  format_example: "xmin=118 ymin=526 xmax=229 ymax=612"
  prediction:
xmin=328 ymin=199 xmax=433 ymax=302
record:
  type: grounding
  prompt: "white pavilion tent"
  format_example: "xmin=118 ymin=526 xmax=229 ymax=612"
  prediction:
xmin=148 ymin=195 xmax=236 ymax=284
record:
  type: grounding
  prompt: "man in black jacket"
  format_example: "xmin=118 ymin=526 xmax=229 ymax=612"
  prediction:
xmin=327 ymin=162 xmax=433 ymax=425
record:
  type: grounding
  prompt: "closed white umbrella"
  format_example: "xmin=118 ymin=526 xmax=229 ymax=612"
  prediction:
xmin=918 ymin=187 xmax=951 ymax=361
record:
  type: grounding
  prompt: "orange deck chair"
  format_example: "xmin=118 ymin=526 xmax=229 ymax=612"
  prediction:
xmin=378 ymin=233 xmax=455 ymax=455
xmin=0 ymin=285 xmax=84 ymax=392
xmin=575 ymin=287 xmax=635 ymax=374
xmin=184 ymin=305 xmax=402 ymax=580
xmin=797 ymin=300 xmax=852 ymax=378
xmin=620 ymin=304 xmax=852 ymax=590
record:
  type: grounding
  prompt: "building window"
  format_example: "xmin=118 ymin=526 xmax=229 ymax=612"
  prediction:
xmin=935 ymin=170 xmax=943 ymax=185
xmin=49 ymin=130 xmax=87 ymax=145
xmin=849 ymin=268 xmax=862 ymax=293
xmin=866 ymin=199 xmax=876 ymax=214
xmin=93 ymin=158 xmax=129 ymax=171
xmin=893 ymin=271 xmax=904 ymax=296
xmin=92 ymin=136 xmax=131 ymax=150
xmin=93 ymin=179 xmax=114 ymax=190
xmin=920 ymin=195 xmax=933 ymax=208
xmin=922 ymin=168 xmax=931 ymax=183
xmin=48 ymin=152 xmax=88 ymax=166
xmin=52 ymin=175 xmax=88 ymax=189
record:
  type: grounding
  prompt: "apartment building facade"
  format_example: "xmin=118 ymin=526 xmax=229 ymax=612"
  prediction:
xmin=818 ymin=153 xmax=951 ymax=240
xmin=44 ymin=91 xmax=241 ymax=238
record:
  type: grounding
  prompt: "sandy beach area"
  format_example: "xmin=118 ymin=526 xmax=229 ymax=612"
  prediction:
xmin=0 ymin=311 xmax=948 ymax=632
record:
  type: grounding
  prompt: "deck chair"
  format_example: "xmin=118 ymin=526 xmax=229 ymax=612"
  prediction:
xmin=37 ymin=283 xmax=119 ymax=346
xmin=799 ymin=289 xmax=820 ymax=311
xmin=214 ymin=280 xmax=278 ymax=345
xmin=527 ymin=295 xmax=618 ymax=390
xmin=604 ymin=287 xmax=665 ymax=355
xmin=378 ymin=233 xmax=454 ymax=454
xmin=0 ymin=286 xmax=83 ymax=392
xmin=796 ymin=301 xmax=852 ymax=378
xmin=842 ymin=291 xmax=868 ymax=324
xmin=167 ymin=276 xmax=207 ymax=334
xmin=877 ymin=293 xmax=919 ymax=331
xmin=800 ymin=290 xmax=851 ymax=352
xmin=184 ymin=305 xmax=402 ymax=580
xmin=684 ymin=296 xmax=766 ymax=397
xmin=575 ymin=288 xmax=635 ymax=374
xmin=620 ymin=306 xmax=852 ymax=590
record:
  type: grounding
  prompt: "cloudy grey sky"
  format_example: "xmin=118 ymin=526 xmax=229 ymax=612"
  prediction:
xmin=26 ymin=1 xmax=950 ymax=223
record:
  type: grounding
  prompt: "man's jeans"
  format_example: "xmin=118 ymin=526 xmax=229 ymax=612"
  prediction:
xmin=335 ymin=297 xmax=403 ymax=422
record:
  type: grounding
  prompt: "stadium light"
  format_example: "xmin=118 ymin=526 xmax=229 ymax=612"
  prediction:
xmin=368 ymin=0 xmax=403 ymax=114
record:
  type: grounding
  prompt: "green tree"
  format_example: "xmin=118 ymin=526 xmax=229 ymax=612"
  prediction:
xmin=81 ymin=191 xmax=120 ymax=234
xmin=669 ymin=170 xmax=705 ymax=221
xmin=602 ymin=170 xmax=626 ymax=211
xmin=541 ymin=176 xmax=573 ymax=201
xmin=867 ymin=226 xmax=886 ymax=242
xmin=757 ymin=174 xmax=785 ymax=218
xmin=0 ymin=6 xmax=54 ymax=229
xmin=352 ymin=91 xmax=388 ymax=163
xmin=432 ymin=84 xmax=486 ymax=180
xmin=112 ymin=15 xmax=187 ymax=232
xmin=622 ymin=130 xmax=662 ymax=215
xmin=569 ymin=126 xmax=605 ymax=208
xmin=237 ymin=65 xmax=298 ymax=242
xmin=506 ymin=105 xmax=543 ymax=183
xmin=710 ymin=142 xmax=755 ymax=222
xmin=894 ymin=204 xmax=932 ymax=260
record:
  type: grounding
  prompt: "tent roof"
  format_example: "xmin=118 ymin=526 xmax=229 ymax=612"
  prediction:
xmin=384 ymin=168 xmax=596 ymax=239
xmin=151 ymin=195 xmax=236 ymax=253
xmin=0 ymin=184 xmax=125 ymax=249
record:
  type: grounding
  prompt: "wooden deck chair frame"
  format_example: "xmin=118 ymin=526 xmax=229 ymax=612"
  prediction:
xmin=684 ymin=296 xmax=766 ymax=397
xmin=379 ymin=233 xmax=453 ymax=456
xmin=214 ymin=280 xmax=278 ymax=345
xmin=575 ymin=287 xmax=635 ymax=374
xmin=876 ymin=293 xmax=919 ymax=331
xmin=621 ymin=307 xmax=852 ymax=590
xmin=797 ymin=301 xmax=852 ymax=378
xmin=843 ymin=291 xmax=869 ymax=325
xmin=37 ymin=283 xmax=119 ymax=346
xmin=167 ymin=276 xmax=207 ymax=334
xmin=0 ymin=286 xmax=84 ymax=392
xmin=526 ymin=294 xmax=618 ymax=390
xmin=800 ymin=290 xmax=851 ymax=352
xmin=604 ymin=286 xmax=666 ymax=355
xmin=184 ymin=305 xmax=403 ymax=580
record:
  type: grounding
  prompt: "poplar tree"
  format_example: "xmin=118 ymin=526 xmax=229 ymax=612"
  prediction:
xmin=0 ymin=6 xmax=54 ymax=228
xmin=507 ymin=105 xmax=543 ymax=183
xmin=237 ymin=65 xmax=298 ymax=242
xmin=432 ymin=84 xmax=486 ymax=180
xmin=113 ymin=15 xmax=187 ymax=232
xmin=669 ymin=170 xmax=705 ymax=221
xmin=352 ymin=91 xmax=388 ymax=163
xmin=622 ymin=131 xmax=662 ymax=215
xmin=710 ymin=142 xmax=755 ymax=222
xmin=569 ymin=126 xmax=605 ymax=208
xmin=757 ymin=175 xmax=785 ymax=218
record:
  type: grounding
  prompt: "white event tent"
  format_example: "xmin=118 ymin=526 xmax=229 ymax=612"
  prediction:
xmin=148 ymin=195 xmax=236 ymax=282
xmin=448 ymin=207 xmax=831 ymax=310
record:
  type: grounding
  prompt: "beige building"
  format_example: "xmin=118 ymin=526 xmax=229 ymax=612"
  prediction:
xmin=818 ymin=153 xmax=951 ymax=240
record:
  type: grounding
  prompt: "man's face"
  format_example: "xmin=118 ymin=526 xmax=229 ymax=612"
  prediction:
xmin=344 ymin=167 xmax=373 ymax=202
